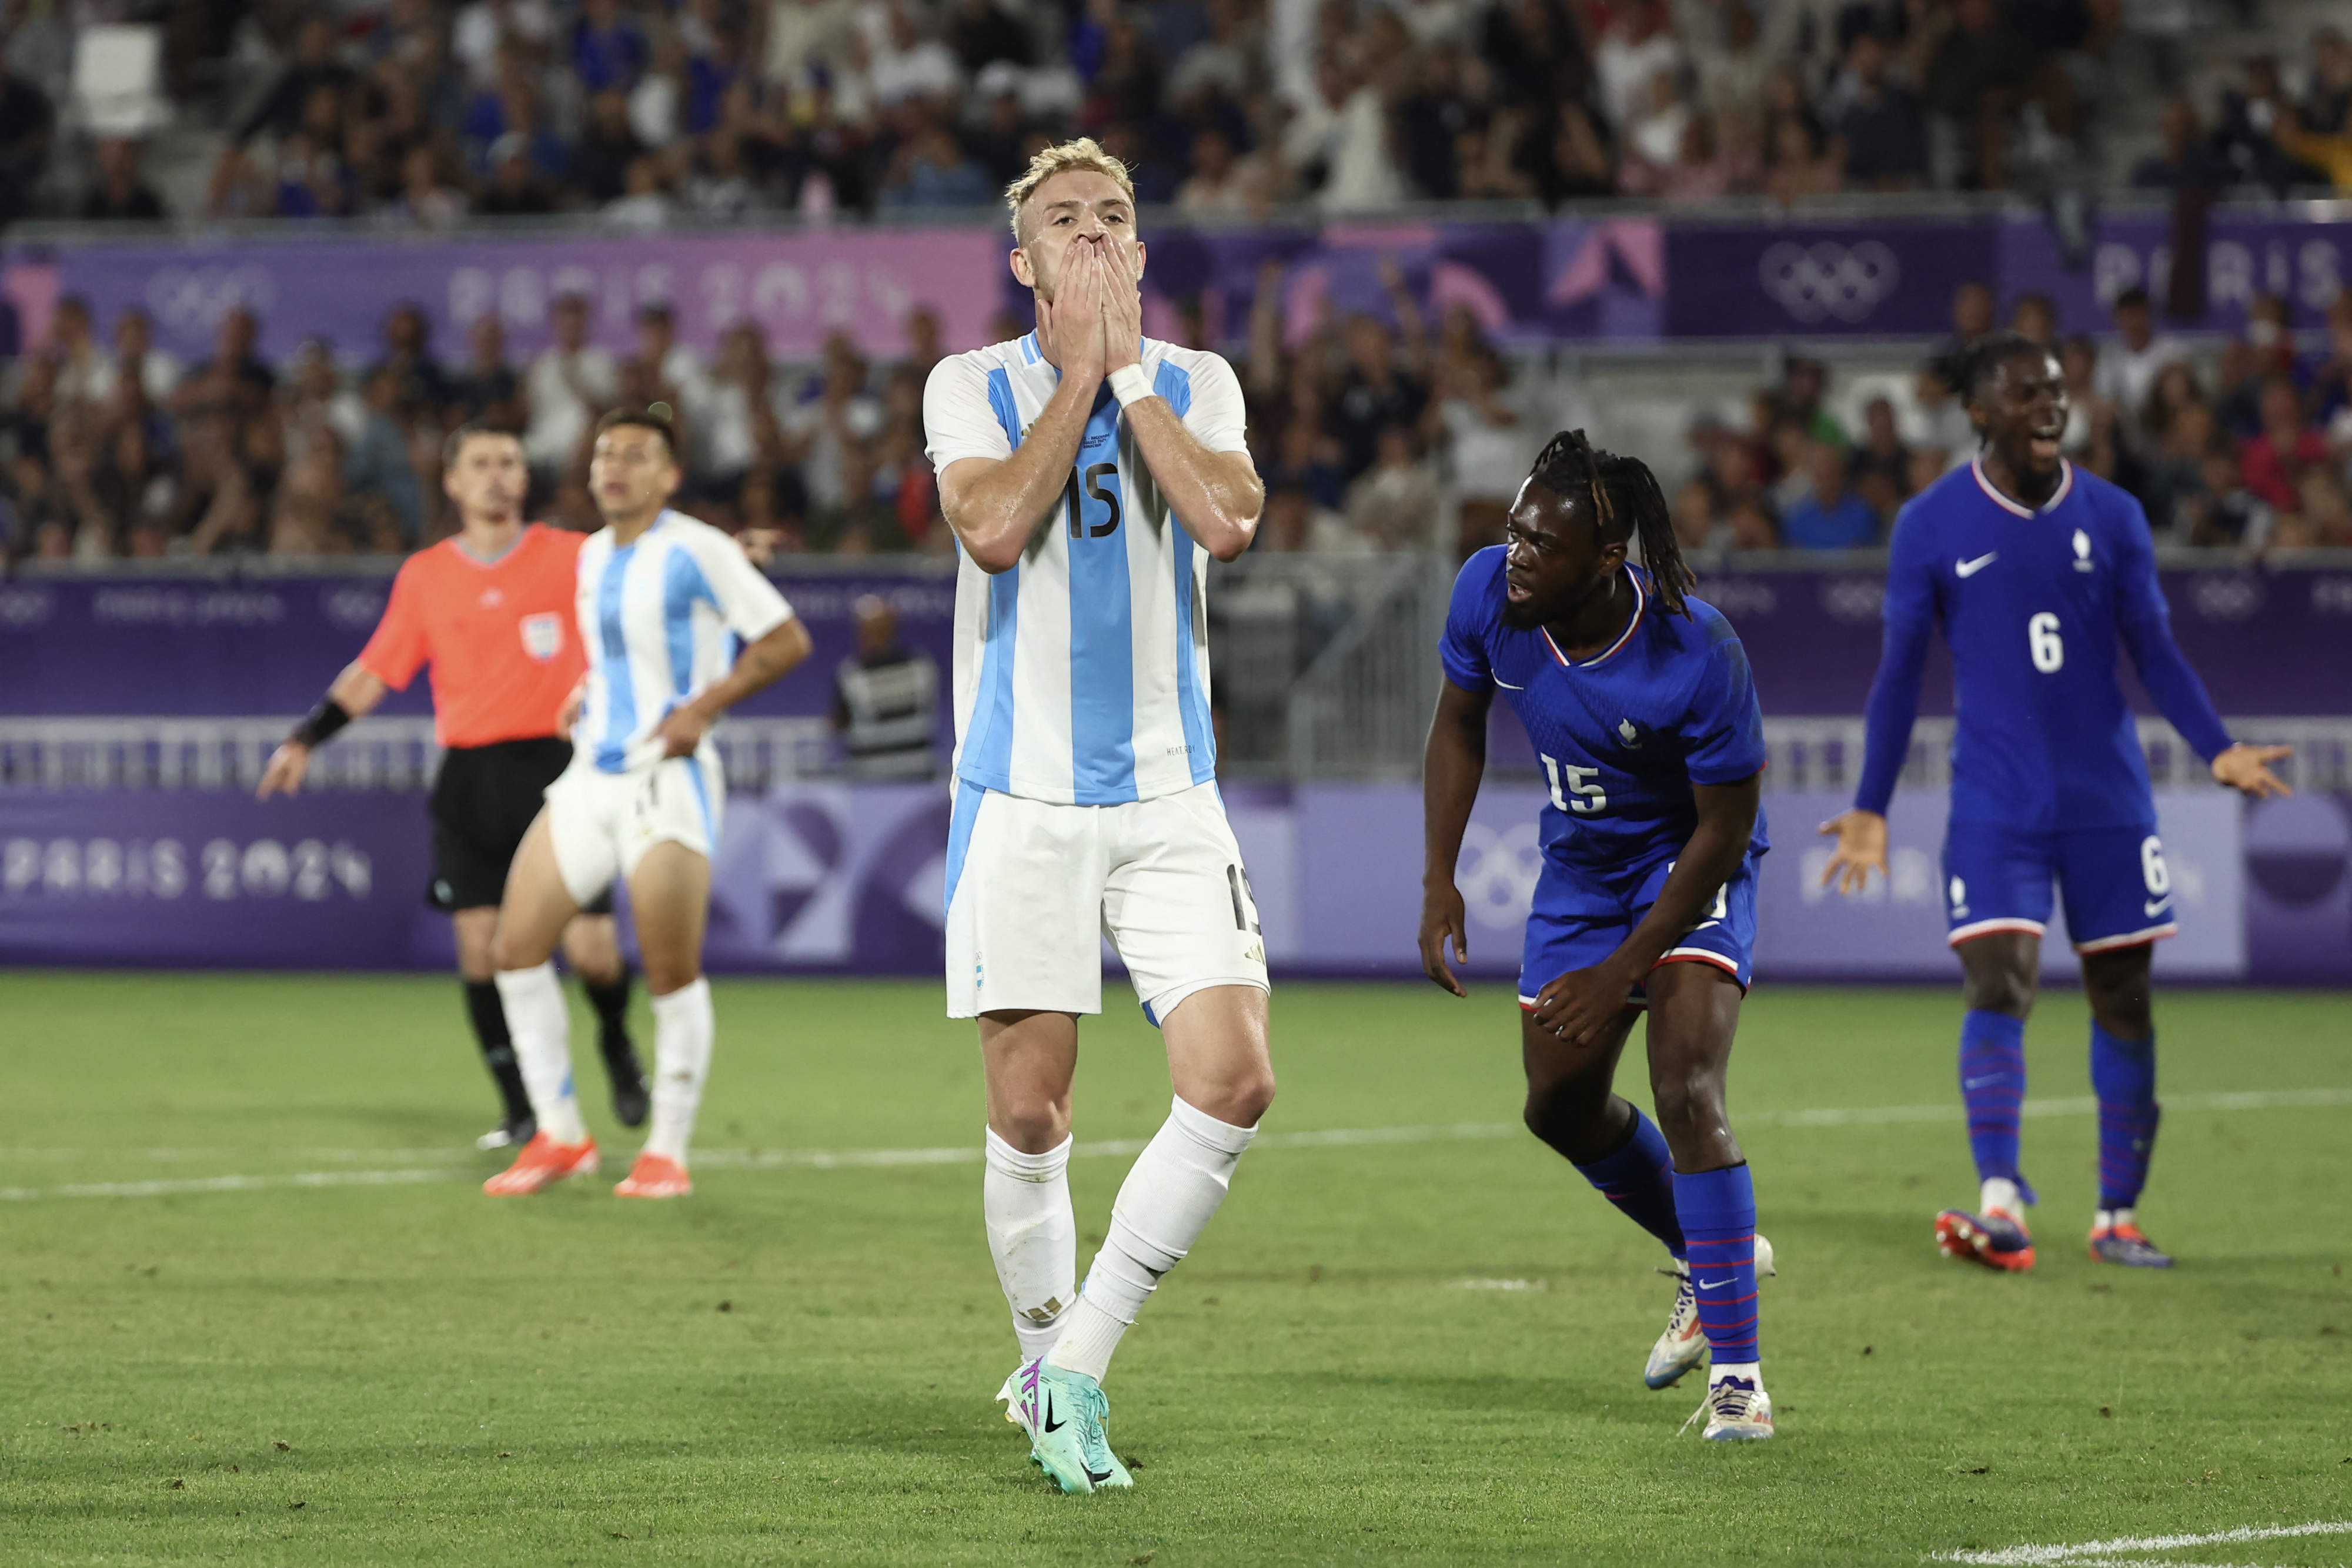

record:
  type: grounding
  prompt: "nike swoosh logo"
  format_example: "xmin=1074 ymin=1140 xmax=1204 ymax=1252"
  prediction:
xmin=1698 ymin=1278 xmax=1731 ymax=1290
xmin=1956 ymin=553 xmax=1997 ymax=577
xmin=1087 ymin=1467 xmax=1113 ymax=1483
xmin=1495 ymin=678 xmax=1526 ymax=690
xmin=1042 ymin=1394 xmax=1065 ymax=1434
xmin=2144 ymin=898 xmax=2172 ymax=917
xmin=1962 ymin=1075 xmax=2003 ymax=1089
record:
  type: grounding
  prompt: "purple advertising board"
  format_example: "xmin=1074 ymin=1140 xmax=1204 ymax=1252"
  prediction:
xmin=38 ymin=228 xmax=1006 ymax=367
xmin=9 ymin=781 xmax=2342 ymax=982
xmin=12 ymin=206 xmax=2351 ymax=362
xmin=7 ymin=563 xmax=2345 ymax=722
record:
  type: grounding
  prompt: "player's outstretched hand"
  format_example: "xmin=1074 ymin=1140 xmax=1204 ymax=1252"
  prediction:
xmin=2212 ymin=742 xmax=2292 ymax=799
xmin=1816 ymin=808 xmax=1888 ymax=897
xmin=256 ymin=741 xmax=310 ymax=800
xmin=1418 ymin=880 xmax=1470 ymax=997
xmin=1528 ymin=961 xmax=1632 ymax=1047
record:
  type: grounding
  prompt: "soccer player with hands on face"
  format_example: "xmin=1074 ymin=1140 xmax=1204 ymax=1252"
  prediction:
xmin=1421 ymin=432 xmax=1779 ymax=1441
xmin=1820 ymin=332 xmax=2291 ymax=1273
xmin=480 ymin=408 xmax=812 ymax=1201
xmin=259 ymin=426 xmax=648 ymax=1154
xmin=923 ymin=139 xmax=1274 ymax=1493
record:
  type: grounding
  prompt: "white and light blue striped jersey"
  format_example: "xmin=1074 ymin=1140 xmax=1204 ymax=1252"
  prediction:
xmin=573 ymin=508 xmax=795 ymax=774
xmin=923 ymin=333 xmax=1252 ymax=805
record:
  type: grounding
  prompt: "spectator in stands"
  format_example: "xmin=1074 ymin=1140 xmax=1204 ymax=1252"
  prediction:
xmin=1176 ymin=126 xmax=1269 ymax=215
xmin=1593 ymin=0 xmax=1683 ymax=135
xmin=699 ymin=322 xmax=779 ymax=497
xmin=1921 ymin=0 xmax=2070 ymax=190
xmin=344 ymin=365 xmax=424 ymax=542
xmin=1765 ymin=114 xmax=1843 ymax=204
xmin=476 ymin=132 xmax=559 ymax=214
xmin=2140 ymin=359 xmax=2207 ymax=449
xmin=575 ymin=0 xmax=651 ymax=93
xmin=781 ymin=332 xmax=883 ymax=520
xmin=950 ymin=0 xmax=1033 ymax=73
xmin=1781 ymin=439 xmax=1882 ymax=548
xmin=235 ymin=16 xmax=356 ymax=148
xmin=2216 ymin=56 xmax=2326 ymax=192
xmin=2275 ymin=465 xmax=2352 ymax=549
xmin=2142 ymin=396 xmax=2219 ymax=536
xmin=1331 ymin=292 xmax=1428 ymax=482
xmin=449 ymin=316 xmax=521 ymax=430
xmin=2309 ymin=28 xmax=2352 ymax=135
xmin=831 ymin=592 xmax=943 ymax=778
xmin=2093 ymin=287 xmax=2187 ymax=442
xmin=625 ymin=303 xmax=707 ymax=438
xmin=45 ymin=297 xmax=109 ymax=413
xmin=2059 ymin=334 xmax=2124 ymax=482
xmin=572 ymin=89 xmax=647 ymax=205
xmin=1343 ymin=423 xmax=1444 ymax=551
xmin=603 ymin=155 xmax=674 ymax=229
xmin=389 ymin=144 xmax=470 ymax=228
xmin=2183 ymin=442 xmax=2271 ymax=549
xmin=877 ymin=116 xmax=993 ymax=207
xmin=522 ymin=293 xmax=617 ymax=479
xmin=93 ymin=309 xmax=179 ymax=409
xmin=2272 ymin=105 xmax=2352 ymax=192
xmin=2306 ymin=292 xmax=2352 ymax=433
xmin=372 ymin=304 xmax=454 ymax=423
xmin=1691 ymin=0 xmax=1769 ymax=151
xmin=1847 ymin=396 xmax=1915 ymax=521
xmin=2240 ymin=376 xmax=2328 ymax=511
xmin=2131 ymin=98 xmax=2235 ymax=190
xmin=1433 ymin=345 xmax=1534 ymax=557
xmin=81 ymin=138 xmax=166 ymax=222
xmin=1837 ymin=38 xmax=1928 ymax=190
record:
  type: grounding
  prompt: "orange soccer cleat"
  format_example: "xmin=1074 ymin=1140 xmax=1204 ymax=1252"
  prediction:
xmin=482 ymin=1132 xmax=600 ymax=1196
xmin=614 ymin=1151 xmax=692 ymax=1199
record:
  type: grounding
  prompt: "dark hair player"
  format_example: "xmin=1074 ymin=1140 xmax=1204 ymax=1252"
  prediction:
xmin=1820 ymin=333 xmax=2290 ymax=1272
xmin=1421 ymin=431 xmax=1778 ymax=1440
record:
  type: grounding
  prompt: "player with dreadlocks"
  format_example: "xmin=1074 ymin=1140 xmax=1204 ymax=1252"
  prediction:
xmin=1419 ymin=430 xmax=1779 ymax=1439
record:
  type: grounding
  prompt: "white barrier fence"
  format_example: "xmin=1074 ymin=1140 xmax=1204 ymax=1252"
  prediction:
xmin=0 ymin=717 xmax=837 ymax=793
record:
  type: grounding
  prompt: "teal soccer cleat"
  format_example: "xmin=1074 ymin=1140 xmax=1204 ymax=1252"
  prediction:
xmin=995 ymin=1359 xmax=1131 ymax=1493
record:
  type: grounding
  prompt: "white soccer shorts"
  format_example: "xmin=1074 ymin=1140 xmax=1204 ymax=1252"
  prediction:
xmin=544 ymin=750 xmax=724 ymax=906
xmin=943 ymin=780 xmax=1269 ymax=1024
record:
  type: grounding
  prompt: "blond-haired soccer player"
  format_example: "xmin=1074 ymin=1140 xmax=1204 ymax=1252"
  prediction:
xmin=923 ymin=138 xmax=1275 ymax=1494
xmin=482 ymin=409 xmax=812 ymax=1200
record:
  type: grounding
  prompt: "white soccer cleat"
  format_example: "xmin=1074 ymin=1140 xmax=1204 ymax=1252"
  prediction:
xmin=1683 ymin=1372 xmax=1775 ymax=1440
xmin=1645 ymin=1259 xmax=1708 ymax=1389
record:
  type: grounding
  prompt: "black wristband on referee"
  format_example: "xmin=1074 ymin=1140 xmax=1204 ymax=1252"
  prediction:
xmin=291 ymin=698 xmax=353 ymax=749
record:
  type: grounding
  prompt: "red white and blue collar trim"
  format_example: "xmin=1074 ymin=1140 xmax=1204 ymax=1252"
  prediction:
xmin=1541 ymin=567 xmax=1647 ymax=670
xmin=1971 ymin=454 xmax=2073 ymax=517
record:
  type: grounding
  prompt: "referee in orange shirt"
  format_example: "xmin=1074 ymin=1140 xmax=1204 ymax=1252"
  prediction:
xmin=259 ymin=425 xmax=646 ymax=1149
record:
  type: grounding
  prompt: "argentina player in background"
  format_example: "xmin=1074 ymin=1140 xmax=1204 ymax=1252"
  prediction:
xmin=921 ymin=139 xmax=1275 ymax=1495
xmin=1421 ymin=431 xmax=1779 ymax=1441
xmin=1820 ymin=333 xmax=2291 ymax=1273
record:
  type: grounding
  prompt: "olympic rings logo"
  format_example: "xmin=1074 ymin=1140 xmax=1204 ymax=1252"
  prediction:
xmin=1456 ymin=820 xmax=1544 ymax=931
xmin=1756 ymin=241 xmax=1901 ymax=324
xmin=143 ymin=265 xmax=279 ymax=342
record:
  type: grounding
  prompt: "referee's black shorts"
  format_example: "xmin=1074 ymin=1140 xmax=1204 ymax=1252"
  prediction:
xmin=426 ymin=738 xmax=614 ymax=916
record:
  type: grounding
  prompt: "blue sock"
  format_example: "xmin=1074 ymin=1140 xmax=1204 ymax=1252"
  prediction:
xmin=1672 ymin=1164 xmax=1758 ymax=1365
xmin=2091 ymin=1024 xmax=2159 ymax=1212
xmin=1959 ymin=1009 xmax=2028 ymax=1189
xmin=1571 ymin=1107 xmax=1685 ymax=1259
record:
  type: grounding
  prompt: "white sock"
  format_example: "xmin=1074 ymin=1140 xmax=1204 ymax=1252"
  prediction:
xmin=495 ymin=964 xmax=585 ymax=1145
xmin=643 ymin=978 xmax=714 ymax=1165
xmin=2094 ymin=1206 xmax=2133 ymax=1231
xmin=1047 ymin=1096 xmax=1257 ymax=1385
xmin=1712 ymin=1360 xmax=1762 ymax=1386
xmin=984 ymin=1129 xmax=1077 ymax=1362
xmin=1981 ymin=1177 xmax=2024 ymax=1217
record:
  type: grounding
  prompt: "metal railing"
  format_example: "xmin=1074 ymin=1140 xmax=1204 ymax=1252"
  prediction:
xmin=0 ymin=716 xmax=838 ymax=793
xmin=1759 ymin=717 xmax=2352 ymax=795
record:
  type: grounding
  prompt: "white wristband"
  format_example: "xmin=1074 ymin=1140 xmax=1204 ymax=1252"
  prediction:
xmin=1107 ymin=363 xmax=1153 ymax=408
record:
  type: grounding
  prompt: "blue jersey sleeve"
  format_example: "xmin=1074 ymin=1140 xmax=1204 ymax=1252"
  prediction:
xmin=2111 ymin=503 xmax=2234 ymax=763
xmin=1681 ymin=616 xmax=1769 ymax=785
xmin=1440 ymin=549 xmax=1501 ymax=693
xmin=1854 ymin=502 xmax=1939 ymax=815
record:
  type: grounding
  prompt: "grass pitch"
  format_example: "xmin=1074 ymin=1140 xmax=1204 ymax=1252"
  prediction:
xmin=3 ymin=972 xmax=2349 ymax=1567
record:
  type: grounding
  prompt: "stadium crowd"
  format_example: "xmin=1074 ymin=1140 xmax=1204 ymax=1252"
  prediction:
xmin=0 ymin=0 xmax=2348 ymax=233
xmin=5 ymin=266 xmax=2352 ymax=564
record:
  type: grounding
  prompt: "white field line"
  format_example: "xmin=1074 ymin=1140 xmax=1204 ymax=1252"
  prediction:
xmin=1932 ymin=1518 xmax=2352 ymax=1566
xmin=1 ymin=1088 xmax=2346 ymax=1203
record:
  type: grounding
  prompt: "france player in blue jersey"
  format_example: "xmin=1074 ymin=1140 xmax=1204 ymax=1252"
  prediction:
xmin=1821 ymin=334 xmax=2290 ymax=1272
xmin=1421 ymin=430 xmax=1776 ymax=1440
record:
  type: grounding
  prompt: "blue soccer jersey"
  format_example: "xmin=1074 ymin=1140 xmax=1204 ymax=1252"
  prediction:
xmin=1855 ymin=459 xmax=2233 ymax=831
xmin=1441 ymin=549 xmax=1772 ymax=874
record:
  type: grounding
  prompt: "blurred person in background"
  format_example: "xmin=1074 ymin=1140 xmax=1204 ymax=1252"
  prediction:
xmin=2093 ymin=288 xmax=2186 ymax=439
xmin=523 ymin=293 xmax=619 ymax=482
xmin=1344 ymin=423 xmax=1446 ymax=551
xmin=1847 ymin=396 xmax=1916 ymax=522
xmin=258 ymin=426 xmax=646 ymax=1151
xmin=2240 ymin=377 xmax=2327 ymax=511
xmin=1780 ymin=439 xmax=1880 ymax=549
xmin=830 ymin=592 xmax=941 ymax=780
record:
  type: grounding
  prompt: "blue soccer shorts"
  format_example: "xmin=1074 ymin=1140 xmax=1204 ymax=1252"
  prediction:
xmin=1519 ymin=844 xmax=1763 ymax=1012
xmin=1942 ymin=821 xmax=2179 ymax=953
